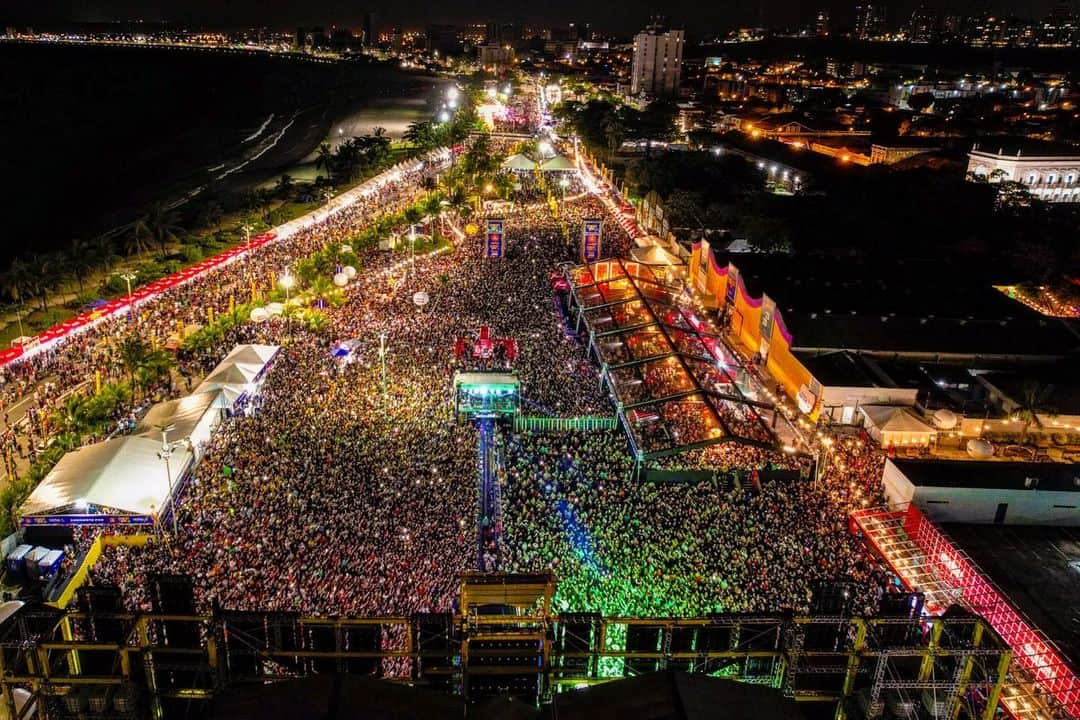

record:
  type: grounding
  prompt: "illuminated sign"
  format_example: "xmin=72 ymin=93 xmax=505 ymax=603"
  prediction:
xmin=21 ymin=514 xmax=155 ymax=526
xmin=581 ymin=219 xmax=603 ymax=262
xmin=485 ymin=219 xmax=504 ymax=258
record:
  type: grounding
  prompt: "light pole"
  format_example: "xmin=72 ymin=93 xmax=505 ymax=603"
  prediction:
xmin=156 ymin=423 xmax=189 ymax=537
xmin=14 ymin=302 xmax=24 ymax=339
xmin=119 ymin=271 xmax=138 ymax=323
xmin=279 ymin=272 xmax=295 ymax=302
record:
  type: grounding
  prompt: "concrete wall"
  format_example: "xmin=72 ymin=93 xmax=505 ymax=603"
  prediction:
xmin=883 ymin=459 xmax=1080 ymax=526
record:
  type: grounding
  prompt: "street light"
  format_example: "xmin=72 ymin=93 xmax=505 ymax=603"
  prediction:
xmin=118 ymin=271 xmax=138 ymax=323
xmin=155 ymin=424 xmax=189 ymax=537
xmin=279 ymin=272 xmax=295 ymax=302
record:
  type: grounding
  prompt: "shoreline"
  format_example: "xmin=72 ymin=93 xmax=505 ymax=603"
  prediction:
xmin=0 ymin=42 xmax=445 ymax=262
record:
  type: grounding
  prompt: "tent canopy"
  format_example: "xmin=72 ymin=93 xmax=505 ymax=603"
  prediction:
xmin=20 ymin=437 xmax=192 ymax=519
xmin=202 ymin=363 xmax=261 ymax=386
xmin=502 ymin=153 xmax=537 ymax=171
xmin=221 ymin=344 xmax=279 ymax=367
xmin=539 ymin=155 xmax=576 ymax=171
xmin=861 ymin=405 xmax=935 ymax=445
xmin=136 ymin=390 xmax=223 ymax=451
xmin=630 ymin=244 xmax=685 ymax=267
xmin=192 ymin=344 xmax=279 ymax=408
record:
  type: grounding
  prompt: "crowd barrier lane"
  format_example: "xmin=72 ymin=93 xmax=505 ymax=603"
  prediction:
xmin=46 ymin=532 xmax=155 ymax=610
xmin=0 ymin=148 xmax=451 ymax=370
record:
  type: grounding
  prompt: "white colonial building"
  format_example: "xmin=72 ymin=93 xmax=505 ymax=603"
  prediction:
xmin=966 ymin=141 xmax=1080 ymax=203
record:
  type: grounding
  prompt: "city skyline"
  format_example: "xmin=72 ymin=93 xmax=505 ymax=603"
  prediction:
xmin=4 ymin=0 xmax=1076 ymax=35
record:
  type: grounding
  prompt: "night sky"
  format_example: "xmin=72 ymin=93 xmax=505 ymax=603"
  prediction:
xmin=4 ymin=0 xmax=1069 ymax=35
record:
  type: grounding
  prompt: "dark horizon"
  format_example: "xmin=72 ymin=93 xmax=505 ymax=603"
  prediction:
xmin=3 ymin=0 xmax=1075 ymax=36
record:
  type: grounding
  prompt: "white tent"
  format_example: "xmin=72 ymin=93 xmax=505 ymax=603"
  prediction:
xmin=221 ymin=344 xmax=279 ymax=367
xmin=630 ymin=244 xmax=684 ymax=268
xmin=539 ymin=155 xmax=576 ymax=172
xmin=860 ymin=405 xmax=936 ymax=447
xmin=19 ymin=436 xmax=193 ymax=521
xmin=136 ymin=390 xmax=224 ymax=458
xmin=202 ymin=363 xmax=261 ymax=387
xmin=192 ymin=344 xmax=280 ymax=410
xmin=502 ymin=153 xmax=537 ymax=171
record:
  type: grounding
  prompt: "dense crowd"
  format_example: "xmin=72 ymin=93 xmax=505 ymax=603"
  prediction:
xmin=8 ymin=137 xmax=891 ymax=627
xmin=0 ymin=153 xmax=450 ymax=448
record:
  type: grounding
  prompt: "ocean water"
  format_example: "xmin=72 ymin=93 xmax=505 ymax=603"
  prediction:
xmin=0 ymin=42 xmax=437 ymax=265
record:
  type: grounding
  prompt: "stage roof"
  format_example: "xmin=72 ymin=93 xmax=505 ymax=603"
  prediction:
xmin=20 ymin=436 xmax=192 ymax=519
xmin=566 ymin=258 xmax=777 ymax=459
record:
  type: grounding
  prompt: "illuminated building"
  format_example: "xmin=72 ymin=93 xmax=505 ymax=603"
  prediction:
xmin=631 ymin=17 xmax=684 ymax=98
xmin=967 ymin=141 xmax=1080 ymax=203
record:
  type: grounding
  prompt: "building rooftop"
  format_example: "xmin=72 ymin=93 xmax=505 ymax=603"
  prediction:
xmin=942 ymin=523 xmax=1080 ymax=674
xmin=891 ymin=458 xmax=1080 ymax=493
xmin=723 ymin=254 xmax=1080 ymax=358
xmin=979 ymin=364 xmax=1080 ymax=417
xmin=792 ymin=350 xmax=894 ymax=388
xmin=970 ymin=137 xmax=1080 ymax=159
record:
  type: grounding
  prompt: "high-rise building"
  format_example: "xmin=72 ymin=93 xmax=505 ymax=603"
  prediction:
xmin=427 ymin=24 xmax=461 ymax=55
xmin=363 ymin=12 xmax=377 ymax=47
xmin=908 ymin=4 xmax=939 ymax=42
xmin=485 ymin=21 xmax=522 ymax=48
xmin=815 ymin=9 xmax=831 ymax=35
xmin=631 ymin=16 xmax=685 ymax=98
xmin=854 ymin=3 xmax=886 ymax=38
xmin=569 ymin=21 xmax=592 ymax=42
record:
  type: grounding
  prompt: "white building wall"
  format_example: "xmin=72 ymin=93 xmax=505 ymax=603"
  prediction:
xmin=883 ymin=459 xmax=1080 ymax=526
xmin=966 ymin=150 xmax=1080 ymax=203
xmin=911 ymin=486 xmax=1079 ymax=526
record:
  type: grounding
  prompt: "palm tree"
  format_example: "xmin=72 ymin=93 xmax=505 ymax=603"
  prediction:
xmin=404 ymin=120 xmax=434 ymax=149
xmin=315 ymin=142 xmax=335 ymax=182
xmin=136 ymin=203 xmax=184 ymax=260
xmin=124 ymin=222 xmax=154 ymax=257
xmin=66 ymin=238 xmax=94 ymax=294
xmin=90 ymin=235 xmax=118 ymax=274
xmin=276 ymin=174 xmax=295 ymax=197
xmin=118 ymin=334 xmax=150 ymax=396
xmin=1 ymin=258 xmax=32 ymax=306
xmin=1013 ymin=380 xmax=1056 ymax=443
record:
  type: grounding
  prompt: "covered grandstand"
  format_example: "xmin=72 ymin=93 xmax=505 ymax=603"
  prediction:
xmin=563 ymin=259 xmax=779 ymax=461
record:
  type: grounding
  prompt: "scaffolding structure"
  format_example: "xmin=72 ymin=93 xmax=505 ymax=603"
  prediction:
xmin=852 ymin=506 xmax=1080 ymax=720
xmin=0 ymin=574 xmax=1011 ymax=720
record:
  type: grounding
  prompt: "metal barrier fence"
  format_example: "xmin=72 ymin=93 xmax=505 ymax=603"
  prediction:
xmin=514 ymin=416 xmax=618 ymax=433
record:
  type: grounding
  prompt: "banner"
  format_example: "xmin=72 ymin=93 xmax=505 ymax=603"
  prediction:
xmin=485 ymin=219 xmax=504 ymax=258
xmin=581 ymin=219 xmax=603 ymax=262
xmin=759 ymin=295 xmax=776 ymax=341
xmin=696 ymin=240 xmax=710 ymax=292
xmin=725 ymin=263 xmax=739 ymax=306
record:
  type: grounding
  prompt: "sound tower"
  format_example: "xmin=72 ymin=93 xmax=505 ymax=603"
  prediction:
xmin=874 ymin=592 xmax=925 ymax=647
xmin=341 ymin=623 xmax=382 ymax=676
xmin=75 ymin=585 xmax=126 ymax=678
xmin=667 ymin=626 xmax=698 ymax=673
xmin=146 ymin=575 xmax=212 ymax=719
xmin=624 ymin=625 xmax=662 ymax=676
xmin=413 ymin=612 xmax=459 ymax=690
xmin=465 ymin=636 xmax=541 ymax=702
xmin=220 ymin=611 xmax=303 ymax=679
xmin=701 ymin=616 xmax=739 ymax=675
xmin=553 ymin=612 xmax=599 ymax=679
xmin=148 ymin=574 xmax=198 ymax=648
